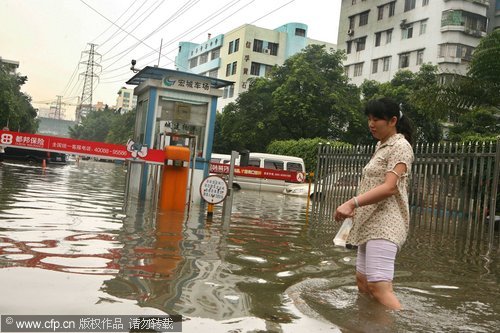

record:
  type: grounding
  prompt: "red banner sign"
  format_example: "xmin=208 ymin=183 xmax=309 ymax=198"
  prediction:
xmin=0 ymin=130 xmax=165 ymax=165
xmin=210 ymin=162 xmax=305 ymax=183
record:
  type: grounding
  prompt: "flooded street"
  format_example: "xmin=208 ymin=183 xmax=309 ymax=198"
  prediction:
xmin=0 ymin=161 xmax=498 ymax=332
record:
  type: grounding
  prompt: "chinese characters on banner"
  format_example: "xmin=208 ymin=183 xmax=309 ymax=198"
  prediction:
xmin=209 ymin=163 xmax=305 ymax=183
xmin=0 ymin=130 xmax=165 ymax=165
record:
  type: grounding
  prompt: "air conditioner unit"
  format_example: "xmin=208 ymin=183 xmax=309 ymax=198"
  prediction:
xmin=244 ymin=55 xmax=250 ymax=61
xmin=347 ymin=29 xmax=354 ymax=36
xmin=400 ymin=19 xmax=407 ymax=28
xmin=263 ymin=48 xmax=270 ymax=54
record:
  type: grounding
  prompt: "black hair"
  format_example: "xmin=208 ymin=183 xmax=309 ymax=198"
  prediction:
xmin=364 ymin=97 xmax=414 ymax=145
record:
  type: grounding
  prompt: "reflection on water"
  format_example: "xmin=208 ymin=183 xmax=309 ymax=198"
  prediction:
xmin=0 ymin=161 xmax=498 ymax=332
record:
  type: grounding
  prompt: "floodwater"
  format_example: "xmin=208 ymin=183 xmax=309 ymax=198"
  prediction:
xmin=0 ymin=160 xmax=498 ymax=332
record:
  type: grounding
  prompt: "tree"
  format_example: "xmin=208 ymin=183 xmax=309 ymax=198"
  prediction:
xmin=467 ymin=29 xmax=500 ymax=107
xmin=215 ymin=45 xmax=364 ymax=151
xmin=0 ymin=64 xmax=38 ymax=132
xmin=448 ymin=106 xmax=500 ymax=142
xmin=444 ymin=30 xmax=500 ymax=140
xmin=68 ymin=107 xmax=133 ymax=143
xmin=360 ymin=64 xmax=445 ymax=143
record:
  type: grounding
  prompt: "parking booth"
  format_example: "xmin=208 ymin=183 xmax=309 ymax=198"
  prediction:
xmin=124 ymin=67 xmax=233 ymax=212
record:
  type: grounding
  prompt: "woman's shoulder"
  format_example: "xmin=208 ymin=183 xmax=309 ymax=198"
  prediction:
xmin=391 ymin=136 xmax=414 ymax=161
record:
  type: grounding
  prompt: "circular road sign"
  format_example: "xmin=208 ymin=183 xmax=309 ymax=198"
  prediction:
xmin=200 ymin=175 xmax=228 ymax=204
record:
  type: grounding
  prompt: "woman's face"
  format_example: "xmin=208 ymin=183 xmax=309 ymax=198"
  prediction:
xmin=367 ymin=114 xmax=397 ymax=142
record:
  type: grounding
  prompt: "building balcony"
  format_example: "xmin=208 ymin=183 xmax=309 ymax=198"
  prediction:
xmin=440 ymin=25 xmax=487 ymax=37
xmin=437 ymin=56 xmax=462 ymax=64
xmin=443 ymin=0 xmax=490 ymax=7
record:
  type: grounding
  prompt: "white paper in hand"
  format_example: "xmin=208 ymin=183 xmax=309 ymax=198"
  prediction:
xmin=333 ymin=218 xmax=353 ymax=247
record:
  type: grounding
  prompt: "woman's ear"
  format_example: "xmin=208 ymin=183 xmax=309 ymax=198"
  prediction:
xmin=389 ymin=116 xmax=398 ymax=127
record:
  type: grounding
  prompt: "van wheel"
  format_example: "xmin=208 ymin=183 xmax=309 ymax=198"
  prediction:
xmin=232 ymin=184 xmax=241 ymax=190
xmin=27 ymin=156 xmax=38 ymax=164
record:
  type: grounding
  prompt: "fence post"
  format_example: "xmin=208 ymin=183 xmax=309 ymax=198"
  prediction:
xmin=488 ymin=138 xmax=500 ymax=249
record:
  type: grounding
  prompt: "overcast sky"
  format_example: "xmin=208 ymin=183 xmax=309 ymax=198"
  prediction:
xmin=0 ymin=0 xmax=341 ymax=119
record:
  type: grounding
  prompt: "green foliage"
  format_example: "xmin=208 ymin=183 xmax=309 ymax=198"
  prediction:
xmin=0 ymin=64 xmax=38 ymax=132
xmin=68 ymin=108 xmax=134 ymax=144
xmin=448 ymin=106 xmax=500 ymax=142
xmin=106 ymin=109 xmax=136 ymax=144
xmin=266 ymin=138 xmax=350 ymax=173
xmin=215 ymin=45 xmax=364 ymax=152
xmin=360 ymin=64 xmax=445 ymax=143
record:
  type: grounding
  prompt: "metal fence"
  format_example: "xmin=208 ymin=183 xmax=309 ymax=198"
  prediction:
xmin=310 ymin=139 xmax=500 ymax=249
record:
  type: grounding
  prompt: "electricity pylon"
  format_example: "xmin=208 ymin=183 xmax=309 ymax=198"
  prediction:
xmin=76 ymin=43 xmax=101 ymax=123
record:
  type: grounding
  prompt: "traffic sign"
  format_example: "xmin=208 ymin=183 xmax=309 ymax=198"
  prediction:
xmin=200 ymin=175 xmax=228 ymax=204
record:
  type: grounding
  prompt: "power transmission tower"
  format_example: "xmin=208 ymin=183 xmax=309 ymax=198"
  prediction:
xmin=76 ymin=43 xmax=101 ymax=123
xmin=55 ymin=95 xmax=62 ymax=119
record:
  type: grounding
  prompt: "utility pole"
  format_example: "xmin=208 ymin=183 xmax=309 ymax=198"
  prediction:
xmin=76 ymin=43 xmax=101 ymax=123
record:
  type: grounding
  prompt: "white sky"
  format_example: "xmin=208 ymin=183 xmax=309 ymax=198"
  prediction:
xmin=0 ymin=0 xmax=341 ymax=120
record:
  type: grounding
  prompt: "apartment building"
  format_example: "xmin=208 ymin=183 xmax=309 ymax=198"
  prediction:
xmin=175 ymin=22 xmax=336 ymax=110
xmin=116 ymin=87 xmax=137 ymax=113
xmin=338 ymin=0 xmax=490 ymax=86
xmin=0 ymin=57 xmax=19 ymax=75
xmin=487 ymin=0 xmax=500 ymax=31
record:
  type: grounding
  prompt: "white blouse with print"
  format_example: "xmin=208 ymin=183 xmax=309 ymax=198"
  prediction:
xmin=347 ymin=133 xmax=414 ymax=249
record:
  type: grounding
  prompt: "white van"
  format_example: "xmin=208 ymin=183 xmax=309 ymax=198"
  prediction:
xmin=210 ymin=153 xmax=232 ymax=164
xmin=210 ymin=152 xmax=306 ymax=193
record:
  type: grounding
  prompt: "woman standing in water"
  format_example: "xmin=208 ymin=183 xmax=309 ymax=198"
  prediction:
xmin=335 ymin=98 xmax=414 ymax=310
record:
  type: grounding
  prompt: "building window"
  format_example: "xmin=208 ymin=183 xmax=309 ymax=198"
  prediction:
xmin=268 ymin=42 xmax=279 ymax=56
xmin=441 ymin=10 xmax=487 ymax=33
xmin=386 ymin=30 xmax=392 ymax=44
xmin=383 ymin=57 xmax=391 ymax=71
xmin=250 ymin=62 xmax=260 ymax=75
xmin=402 ymin=25 xmax=414 ymax=39
xmin=372 ymin=59 xmax=379 ymax=74
xmin=349 ymin=16 xmax=355 ymax=30
xmin=422 ymin=0 xmax=429 ymax=6
xmin=234 ymin=38 xmax=240 ymax=52
xmin=226 ymin=63 xmax=231 ymax=76
xmin=359 ymin=11 xmax=369 ymax=26
xmin=416 ymin=50 xmax=424 ymax=65
xmin=209 ymin=69 xmax=218 ymax=78
xmin=356 ymin=37 xmax=366 ymax=51
xmin=439 ymin=43 xmax=474 ymax=61
xmin=231 ymin=61 xmax=237 ymax=75
xmin=420 ymin=20 xmax=427 ymax=35
xmin=399 ymin=53 xmax=410 ymax=68
xmin=346 ymin=41 xmax=352 ymax=54
xmin=253 ymin=39 xmax=263 ymax=52
xmin=389 ymin=1 xmax=396 ymax=16
xmin=375 ymin=32 xmax=381 ymax=47
xmin=344 ymin=65 xmax=350 ymax=78
xmin=199 ymin=52 xmax=208 ymax=64
xmin=378 ymin=6 xmax=384 ymax=20
xmin=228 ymin=41 xmax=233 ymax=54
xmin=354 ymin=63 xmax=364 ymax=77
xmin=211 ymin=48 xmax=220 ymax=60
xmin=295 ymin=28 xmax=306 ymax=37
xmin=404 ymin=0 xmax=416 ymax=12
xmin=189 ymin=57 xmax=198 ymax=68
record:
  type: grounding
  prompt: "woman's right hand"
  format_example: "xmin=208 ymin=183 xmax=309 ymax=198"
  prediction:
xmin=334 ymin=199 xmax=355 ymax=221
